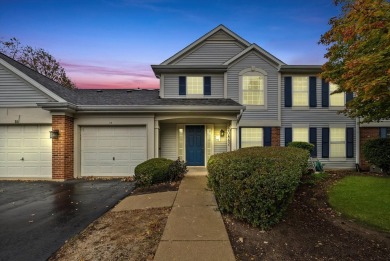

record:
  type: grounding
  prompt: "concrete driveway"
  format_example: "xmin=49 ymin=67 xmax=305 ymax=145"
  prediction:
xmin=0 ymin=179 xmax=135 ymax=261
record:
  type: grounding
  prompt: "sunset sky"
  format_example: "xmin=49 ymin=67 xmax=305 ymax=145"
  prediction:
xmin=1 ymin=0 xmax=340 ymax=89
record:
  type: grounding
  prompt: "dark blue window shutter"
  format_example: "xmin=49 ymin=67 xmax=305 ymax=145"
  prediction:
xmin=322 ymin=79 xmax=329 ymax=107
xmin=284 ymin=77 xmax=292 ymax=107
xmin=309 ymin=77 xmax=317 ymax=107
xmin=179 ymin=76 xmax=186 ymax=95
xmin=380 ymin=127 xmax=387 ymax=138
xmin=322 ymin=128 xmax=329 ymax=158
xmin=309 ymin=128 xmax=317 ymax=157
xmin=264 ymin=127 xmax=272 ymax=147
xmin=285 ymin=128 xmax=292 ymax=147
xmin=346 ymin=128 xmax=354 ymax=158
xmin=204 ymin=76 xmax=211 ymax=95
xmin=346 ymin=92 xmax=353 ymax=103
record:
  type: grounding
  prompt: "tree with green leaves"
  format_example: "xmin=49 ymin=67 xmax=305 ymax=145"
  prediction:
xmin=319 ymin=0 xmax=390 ymax=123
xmin=0 ymin=37 xmax=76 ymax=89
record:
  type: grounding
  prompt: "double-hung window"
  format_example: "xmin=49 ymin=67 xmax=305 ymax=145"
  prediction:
xmin=330 ymin=128 xmax=346 ymax=158
xmin=292 ymin=77 xmax=309 ymax=106
xmin=241 ymin=128 xmax=263 ymax=148
xmin=293 ymin=128 xmax=309 ymax=142
xmin=187 ymin=77 xmax=203 ymax=95
xmin=242 ymin=75 xmax=264 ymax=105
xmin=329 ymin=83 xmax=344 ymax=106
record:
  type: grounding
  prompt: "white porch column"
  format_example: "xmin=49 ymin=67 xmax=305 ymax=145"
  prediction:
xmin=230 ymin=120 xmax=237 ymax=151
xmin=154 ymin=120 xmax=159 ymax=158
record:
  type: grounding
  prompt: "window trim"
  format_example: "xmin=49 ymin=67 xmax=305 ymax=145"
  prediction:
xmin=239 ymin=67 xmax=267 ymax=110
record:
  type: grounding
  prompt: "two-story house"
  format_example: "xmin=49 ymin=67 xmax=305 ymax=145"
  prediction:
xmin=1 ymin=25 xmax=389 ymax=180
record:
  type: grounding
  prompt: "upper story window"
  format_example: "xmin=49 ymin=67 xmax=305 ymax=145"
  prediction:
xmin=187 ymin=77 xmax=204 ymax=95
xmin=242 ymin=75 xmax=264 ymax=105
xmin=285 ymin=76 xmax=316 ymax=108
xmin=292 ymin=77 xmax=309 ymax=106
xmin=239 ymin=67 xmax=267 ymax=108
xmin=329 ymin=83 xmax=344 ymax=106
xmin=322 ymin=80 xmax=353 ymax=107
xmin=179 ymin=76 xmax=211 ymax=96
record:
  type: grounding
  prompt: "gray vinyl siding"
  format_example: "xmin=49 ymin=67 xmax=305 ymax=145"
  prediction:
xmin=227 ymin=52 xmax=279 ymax=121
xmin=207 ymin=30 xmax=236 ymax=41
xmin=160 ymin=123 xmax=177 ymax=160
xmin=0 ymin=64 xmax=52 ymax=105
xmin=174 ymin=41 xmax=244 ymax=65
xmin=281 ymin=75 xmax=356 ymax=169
xmin=214 ymin=124 xmax=227 ymax=154
xmin=163 ymin=74 xmax=224 ymax=98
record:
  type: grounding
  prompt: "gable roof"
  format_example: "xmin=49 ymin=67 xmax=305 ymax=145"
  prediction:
xmin=223 ymin=44 xmax=285 ymax=67
xmin=160 ymin=24 xmax=251 ymax=65
xmin=0 ymin=52 xmax=77 ymax=104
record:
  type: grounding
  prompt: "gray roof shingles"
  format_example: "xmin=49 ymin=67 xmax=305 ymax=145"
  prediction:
xmin=0 ymin=52 xmax=242 ymax=108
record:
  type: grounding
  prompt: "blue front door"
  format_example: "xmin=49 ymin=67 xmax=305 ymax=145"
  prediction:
xmin=186 ymin=125 xmax=205 ymax=166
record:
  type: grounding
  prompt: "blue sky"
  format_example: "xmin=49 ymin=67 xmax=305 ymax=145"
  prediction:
xmin=0 ymin=0 xmax=340 ymax=89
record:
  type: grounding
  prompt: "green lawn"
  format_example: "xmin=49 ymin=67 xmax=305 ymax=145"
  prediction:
xmin=328 ymin=175 xmax=390 ymax=232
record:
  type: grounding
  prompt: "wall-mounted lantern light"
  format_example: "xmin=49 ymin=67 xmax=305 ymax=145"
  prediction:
xmin=50 ymin=130 xmax=60 ymax=139
xmin=220 ymin=129 xmax=225 ymax=137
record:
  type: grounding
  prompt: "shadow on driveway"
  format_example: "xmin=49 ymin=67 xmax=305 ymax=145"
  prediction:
xmin=0 ymin=179 xmax=135 ymax=261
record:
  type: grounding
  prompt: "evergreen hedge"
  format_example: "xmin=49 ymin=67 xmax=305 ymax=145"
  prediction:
xmin=207 ymin=146 xmax=309 ymax=229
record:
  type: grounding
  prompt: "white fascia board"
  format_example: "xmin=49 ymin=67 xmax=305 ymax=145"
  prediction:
xmin=76 ymin=105 xmax=245 ymax=112
xmin=224 ymin=44 xmax=285 ymax=67
xmin=0 ymin=58 xmax=67 ymax=103
xmin=161 ymin=25 xmax=251 ymax=65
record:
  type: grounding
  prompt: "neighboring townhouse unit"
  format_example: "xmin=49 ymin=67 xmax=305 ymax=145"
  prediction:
xmin=0 ymin=25 xmax=389 ymax=180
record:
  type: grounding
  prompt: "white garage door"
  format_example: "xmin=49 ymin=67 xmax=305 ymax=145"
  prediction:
xmin=81 ymin=126 xmax=147 ymax=176
xmin=0 ymin=125 xmax=52 ymax=178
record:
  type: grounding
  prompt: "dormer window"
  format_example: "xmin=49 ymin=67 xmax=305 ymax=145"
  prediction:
xmin=179 ymin=76 xmax=211 ymax=96
xmin=187 ymin=77 xmax=204 ymax=95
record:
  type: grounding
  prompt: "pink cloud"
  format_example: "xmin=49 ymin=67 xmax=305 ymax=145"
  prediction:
xmin=60 ymin=60 xmax=159 ymax=89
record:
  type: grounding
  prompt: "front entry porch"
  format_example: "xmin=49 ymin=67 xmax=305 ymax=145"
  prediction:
xmin=154 ymin=115 xmax=238 ymax=166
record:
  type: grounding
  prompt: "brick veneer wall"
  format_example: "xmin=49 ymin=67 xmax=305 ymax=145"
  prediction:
xmin=271 ymin=127 xmax=280 ymax=147
xmin=359 ymin=127 xmax=379 ymax=171
xmin=52 ymin=115 xmax=74 ymax=180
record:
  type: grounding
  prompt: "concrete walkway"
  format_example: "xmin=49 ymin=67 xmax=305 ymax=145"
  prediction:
xmin=154 ymin=167 xmax=235 ymax=261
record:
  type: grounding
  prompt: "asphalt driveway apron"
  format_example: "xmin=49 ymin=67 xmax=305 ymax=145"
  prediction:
xmin=0 ymin=180 xmax=135 ymax=261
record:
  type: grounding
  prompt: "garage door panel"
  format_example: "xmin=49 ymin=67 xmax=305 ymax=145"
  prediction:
xmin=0 ymin=125 xmax=52 ymax=178
xmin=81 ymin=126 xmax=146 ymax=176
xmin=8 ymin=138 xmax=22 ymax=147
xmin=23 ymin=138 xmax=40 ymax=148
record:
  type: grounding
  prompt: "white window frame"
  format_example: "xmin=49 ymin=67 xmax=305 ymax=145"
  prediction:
xmin=187 ymin=76 xmax=203 ymax=95
xmin=292 ymin=76 xmax=309 ymax=107
xmin=240 ymin=127 xmax=263 ymax=148
xmin=239 ymin=67 xmax=267 ymax=110
xmin=329 ymin=82 xmax=345 ymax=107
xmin=330 ymin=127 xmax=346 ymax=158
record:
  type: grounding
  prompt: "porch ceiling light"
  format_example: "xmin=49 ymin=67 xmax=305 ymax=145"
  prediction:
xmin=50 ymin=130 xmax=60 ymax=139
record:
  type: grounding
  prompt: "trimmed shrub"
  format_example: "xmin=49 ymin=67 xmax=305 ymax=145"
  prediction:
xmin=288 ymin=141 xmax=315 ymax=153
xmin=134 ymin=158 xmax=174 ymax=187
xmin=168 ymin=158 xmax=188 ymax=182
xmin=363 ymin=138 xmax=390 ymax=174
xmin=207 ymin=146 xmax=309 ymax=229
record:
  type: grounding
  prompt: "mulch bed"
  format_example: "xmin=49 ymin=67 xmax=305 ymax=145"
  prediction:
xmin=223 ymin=171 xmax=390 ymax=260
